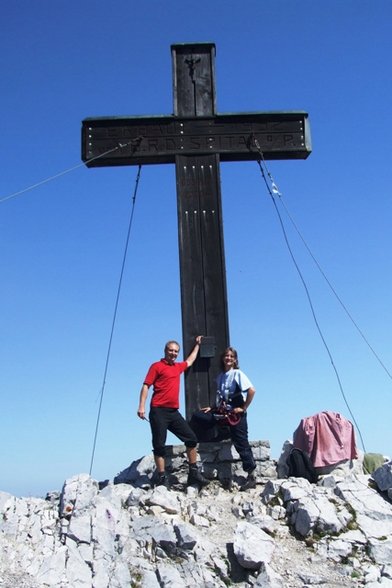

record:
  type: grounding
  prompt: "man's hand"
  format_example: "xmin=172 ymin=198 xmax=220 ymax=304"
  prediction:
xmin=137 ymin=384 xmax=150 ymax=419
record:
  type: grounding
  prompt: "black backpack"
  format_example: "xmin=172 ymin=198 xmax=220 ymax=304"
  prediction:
xmin=287 ymin=448 xmax=318 ymax=484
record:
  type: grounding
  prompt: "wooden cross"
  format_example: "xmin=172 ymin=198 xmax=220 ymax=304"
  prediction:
xmin=82 ymin=43 xmax=311 ymax=419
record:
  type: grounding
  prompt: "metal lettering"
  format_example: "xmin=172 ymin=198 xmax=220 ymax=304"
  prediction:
xmin=158 ymin=123 xmax=176 ymax=135
xmin=237 ymin=136 xmax=248 ymax=149
xmin=166 ymin=137 xmax=179 ymax=150
xmin=147 ymin=138 xmax=159 ymax=151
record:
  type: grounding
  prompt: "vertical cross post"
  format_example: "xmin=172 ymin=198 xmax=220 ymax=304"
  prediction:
xmin=172 ymin=43 xmax=229 ymax=418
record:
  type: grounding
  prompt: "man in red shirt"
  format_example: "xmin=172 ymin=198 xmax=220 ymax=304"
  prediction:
xmin=137 ymin=336 xmax=208 ymax=489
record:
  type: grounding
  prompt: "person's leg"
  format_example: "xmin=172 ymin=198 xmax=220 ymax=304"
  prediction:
xmin=231 ymin=414 xmax=256 ymax=473
xmin=168 ymin=411 xmax=209 ymax=486
xmin=189 ymin=410 xmax=217 ymax=442
xmin=186 ymin=446 xmax=197 ymax=465
xmin=149 ymin=407 xmax=170 ymax=486
xmin=154 ymin=455 xmax=165 ymax=472
xmin=168 ymin=409 xmax=198 ymax=449
xmin=230 ymin=415 xmax=256 ymax=490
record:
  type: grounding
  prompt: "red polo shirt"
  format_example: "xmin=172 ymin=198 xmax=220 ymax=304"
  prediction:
xmin=144 ymin=359 xmax=188 ymax=409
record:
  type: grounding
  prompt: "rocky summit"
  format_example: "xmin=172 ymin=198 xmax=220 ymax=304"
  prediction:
xmin=1 ymin=440 xmax=392 ymax=587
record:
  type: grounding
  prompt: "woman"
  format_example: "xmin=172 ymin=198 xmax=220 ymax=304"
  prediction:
xmin=191 ymin=346 xmax=257 ymax=490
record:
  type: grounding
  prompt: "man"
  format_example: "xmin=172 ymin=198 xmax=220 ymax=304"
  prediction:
xmin=137 ymin=336 xmax=208 ymax=488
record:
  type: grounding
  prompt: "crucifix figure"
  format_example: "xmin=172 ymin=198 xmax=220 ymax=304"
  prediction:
xmin=82 ymin=42 xmax=311 ymax=419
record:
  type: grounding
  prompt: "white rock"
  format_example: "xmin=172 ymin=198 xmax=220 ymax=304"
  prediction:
xmin=67 ymin=512 xmax=92 ymax=544
xmin=233 ymin=521 xmax=275 ymax=569
xmin=145 ymin=485 xmax=180 ymax=514
xmin=1 ymin=445 xmax=392 ymax=587
xmin=64 ymin=541 xmax=93 ymax=586
xmin=156 ymin=563 xmax=184 ymax=587
xmin=60 ymin=473 xmax=99 ymax=516
xmin=34 ymin=544 xmax=67 ymax=586
xmin=368 ymin=537 xmax=392 ymax=565
xmin=254 ymin=561 xmax=284 ymax=587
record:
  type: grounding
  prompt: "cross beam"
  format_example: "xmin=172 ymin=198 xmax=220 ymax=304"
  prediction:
xmin=82 ymin=112 xmax=310 ymax=166
xmin=81 ymin=43 xmax=311 ymax=419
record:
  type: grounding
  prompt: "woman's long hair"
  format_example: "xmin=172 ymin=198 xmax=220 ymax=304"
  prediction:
xmin=220 ymin=346 xmax=239 ymax=370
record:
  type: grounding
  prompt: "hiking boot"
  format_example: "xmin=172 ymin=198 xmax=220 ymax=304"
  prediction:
xmin=187 ymin=466 xmax=209 ymax=487
xmin=155 ymin=472 xmax=170 ymax=489
xmin=240 ymin=472 xmax=256 ymax=491
xmin=221 ymin=477 xmax=233 ymax=491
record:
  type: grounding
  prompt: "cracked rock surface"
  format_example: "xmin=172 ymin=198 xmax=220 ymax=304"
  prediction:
xmin=1 ymin=447 xmax=392 ymax=587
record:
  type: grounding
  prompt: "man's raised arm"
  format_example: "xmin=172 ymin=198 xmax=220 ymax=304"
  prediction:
xmin=185 ymin=335 xmax=203 ymax=367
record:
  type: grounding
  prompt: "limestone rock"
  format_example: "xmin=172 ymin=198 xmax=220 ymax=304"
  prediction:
xmin=233 ymin=521 xmax=275 ymax=569
xmin=1 ymin=443 xmax=392 ymax=587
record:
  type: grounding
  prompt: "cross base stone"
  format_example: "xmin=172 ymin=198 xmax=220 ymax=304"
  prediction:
xmin=114 ymin=440 xmax=277 ymax=489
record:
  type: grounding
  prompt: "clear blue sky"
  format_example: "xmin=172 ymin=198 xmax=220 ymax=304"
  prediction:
xmin=1 ymin=1 xmax=391 ymax=497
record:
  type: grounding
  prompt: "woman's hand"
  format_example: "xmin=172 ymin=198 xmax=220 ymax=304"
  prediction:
xmin=201 ymin=406 xmax=212 ymax=413
xmin=233 ymin=407 xmax=246 ymax=414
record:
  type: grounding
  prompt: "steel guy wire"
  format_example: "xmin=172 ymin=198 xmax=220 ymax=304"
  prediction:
xmin=252 ymin=140 xmax=367 ymax=452
xmin=89 ymin=165 xmax=142 ymax=476
xmin=0 ymin=141 xmax=138 ymax=204
xmin=250 ymin=138 xmax=391 ymax=379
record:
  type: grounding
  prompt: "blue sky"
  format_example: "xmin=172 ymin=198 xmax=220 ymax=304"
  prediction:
xmin=1 ymin=1 xmax=391 ymax=497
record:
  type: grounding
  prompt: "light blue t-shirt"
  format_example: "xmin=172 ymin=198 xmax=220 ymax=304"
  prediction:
xmin=216 ymin=368 xmax=253 ymax=404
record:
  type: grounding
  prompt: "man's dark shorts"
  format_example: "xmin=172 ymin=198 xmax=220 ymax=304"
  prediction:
xmin=149 ymin=406 xmax=197 ymax=457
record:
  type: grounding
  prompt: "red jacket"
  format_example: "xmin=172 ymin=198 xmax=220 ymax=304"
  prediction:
xmin=293 ymin=411 xmax=358 ymax=467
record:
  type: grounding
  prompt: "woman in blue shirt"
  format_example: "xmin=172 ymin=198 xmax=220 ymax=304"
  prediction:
xmin=191 ymin=346 xmax=256 ymax=490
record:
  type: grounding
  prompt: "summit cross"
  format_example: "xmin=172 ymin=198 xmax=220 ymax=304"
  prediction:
xmin=82 ymin=42 xmax=311 ymax=418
